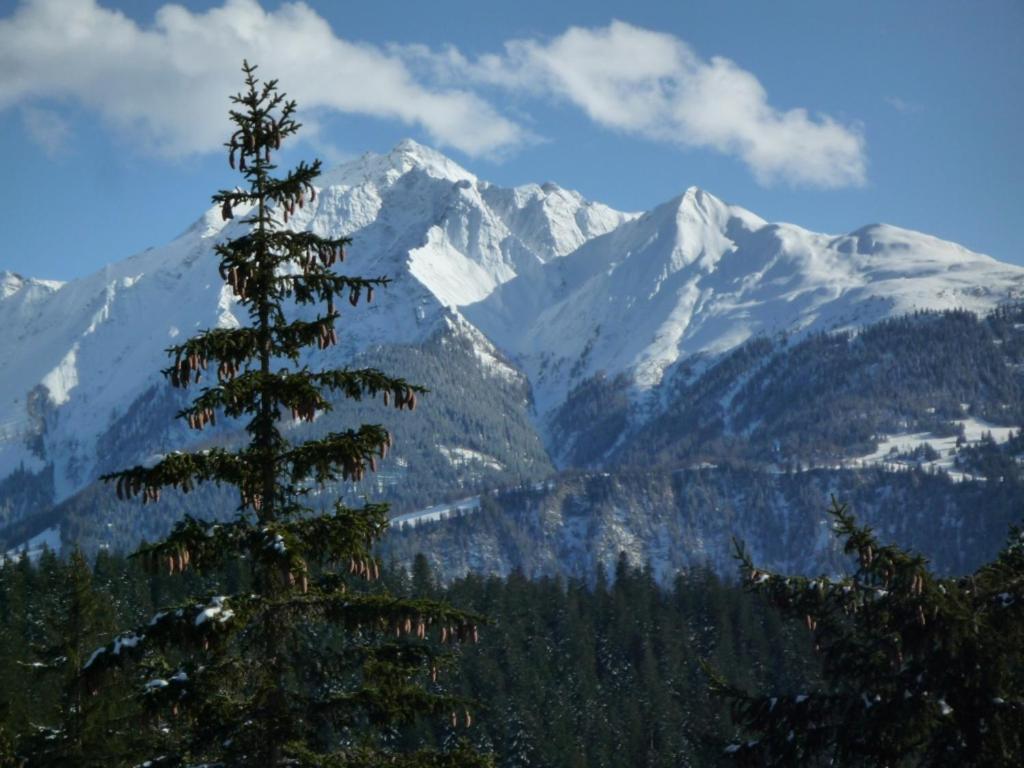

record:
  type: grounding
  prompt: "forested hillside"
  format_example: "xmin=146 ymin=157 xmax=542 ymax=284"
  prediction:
xmin=0 ymin=550 xmax=814 ymax=767
xmin=8 ymin=307 xmax=1024 ymax=587
xmin=1 ymin=318 xmax=553 ymax=554
xmin=609 ymin=306 xmax=1024 ymax=468
xmin=384 ymin=465 xmax=1024 ymax=583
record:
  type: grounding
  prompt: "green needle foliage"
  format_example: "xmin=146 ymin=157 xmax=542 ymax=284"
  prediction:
xmin=87 ymin=62 xmax=491 ymax=768
xmin=20 ymin=550 xmax=119 ymax=767
xmin=710 ymin=498 xmax=1024 ymax=767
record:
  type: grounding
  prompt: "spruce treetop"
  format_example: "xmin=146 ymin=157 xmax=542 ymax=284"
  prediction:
xmin=85 ymin=62 xmax=491 ymax=768
xmin=711 ymin=498 xmax=1024 ymax=767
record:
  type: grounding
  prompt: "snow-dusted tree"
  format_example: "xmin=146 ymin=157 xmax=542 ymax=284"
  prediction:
xmin=502 ymin=709 xmax=539 ymax=768
xmin=710 ymin=498 xmax=1024 ymax=767
xmin=87 ymin=62 xmax=490 ymax=768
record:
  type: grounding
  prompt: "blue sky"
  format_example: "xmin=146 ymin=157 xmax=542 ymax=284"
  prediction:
xmin=1 ymin=0 xmax=1021 ymax=280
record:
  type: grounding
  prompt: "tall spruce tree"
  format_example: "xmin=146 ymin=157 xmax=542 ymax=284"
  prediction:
xmin=710 ymin=498 xmax=1024 ymax=767
xmin=84 ymin=62 xmax=491 ymax=767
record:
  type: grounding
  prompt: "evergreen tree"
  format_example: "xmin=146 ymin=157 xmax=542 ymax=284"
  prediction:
xmin=711 ymin=498 xmax=1024 ymax=766
xmin=84 ymin=62 xmax=490 ymax=767
xmin=0 ymin=560 xmax=27 ymax=741
xmin=21 ymin=550 xmax=119 ymax=766
xmin=2 ymin=539 xmax=818 ymax=768
xmin=0 ymin=723 xmax=16 ymax=768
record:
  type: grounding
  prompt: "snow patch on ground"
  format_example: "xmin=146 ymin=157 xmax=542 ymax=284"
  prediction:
xmin=846 ymin=417 xmax=1018 ymax=480
xmin=390 ymin=496 xmax=481 ymax=529
xmin=2 ymin=525 xmax=61 ymax=563
xmin=408 ymin=225 xmax=514 ymax=308
xmin=40 ymin=344 xmax=79 ymax=405
xmin=437 ymin=445 xmax=504 ymax=471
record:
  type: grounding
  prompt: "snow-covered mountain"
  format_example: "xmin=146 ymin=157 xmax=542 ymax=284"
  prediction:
xmin=0 ymin=140 xmax=628 ymax=512
xmin=3 ymin=139 xmax=1024 ymax=533
xmin=466 ymin=187 xmax=1024 ymax=416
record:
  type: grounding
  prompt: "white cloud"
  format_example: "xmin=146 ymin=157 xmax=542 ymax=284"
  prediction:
xmin=0 ymin=0 xmax=524 ymax=158
xmin=20 ymin=105 xmax=71 ymax=156
xmin=403 ymin=21 xmax=867 ymax=188
xmin=0 ymin=5 xmax=865 ymax=187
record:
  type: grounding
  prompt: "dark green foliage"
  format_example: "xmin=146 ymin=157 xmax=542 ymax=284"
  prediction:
xmin=303 ymin=327 xmax=553 ymax=512
xmin=617 ymin=308 xmax=1024 ymax=468
xmin=612 ymin=337 xmax=777 ymax=468
xmin=0 ymin=548 xmax=135 ymax=765
xmin=713 ymin=499 xmax=1024 ymax=767
xmin=0 ymin=464 xmax=53 ymax=539
xmin=547 ymin=371 xmax=631 ymax=467
xmin=955 ymin=428 xmax=1024 ymax=482
xmin=893 ymin=442 xmax=941 ymax=464
xmin=81 ymin=63 xmax=489 ymax=767
xmin=17 ymin=550 xmax=122 ymax=766
xmin=0 ymin=732 xmax=14 ymax=768
xmin=0 ymin=549 xmax=816 ymax=767
xmin=383 ymin=465 xmax=1023 ymax=584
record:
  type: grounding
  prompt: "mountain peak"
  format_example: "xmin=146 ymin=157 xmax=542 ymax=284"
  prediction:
xmin=7 ymin=140 xmax=1024 ymax=514
xmin=1 ymin=270 xmax=63 ymax=300
xmin=831 ymin=223 xmax=999 ymax=267
xmin=386 ymin=138 xmax=476 ymax=182
xmin=1 ymin=270 xmax=23 ymax=299
xmin=390 ymin=137 xmax=433 ymax=157
xmin=674 ymin=186 xmax=766 ymax=233
xmin=677 ymin=185 xmax=721 ymax=219
xmin=318 ymin=139 xmax=475 ymax=191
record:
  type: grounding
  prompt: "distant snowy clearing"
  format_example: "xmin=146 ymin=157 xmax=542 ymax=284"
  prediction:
xmin=390 ymin=496 xmax=481 ymax=529
xmin=847 ymin=416 xmax=1019 ymax=481
xmin=436 ymin=445 xmax=504 ymax=471
xmin=2 ymin=525 xmax=61 ymax=563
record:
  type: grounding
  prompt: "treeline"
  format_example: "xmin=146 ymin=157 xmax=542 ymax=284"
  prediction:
xmin=615 ymin=307 xmax=1024 ymax=468
xmin=956 ymin=428 xmax=1024 ymax=481
xmin=0 ymin=549 xmax=815 ymax=766
xmin=383 ymin=465 xmax=1024 ymax=586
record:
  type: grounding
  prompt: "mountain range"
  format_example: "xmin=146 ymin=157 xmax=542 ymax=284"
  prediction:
xmin=4 ymin=139 xmax=1024 ymax=577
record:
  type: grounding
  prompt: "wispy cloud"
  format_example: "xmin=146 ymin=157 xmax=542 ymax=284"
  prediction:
xmin=20 ymin=105 xmax=71 ymax=156
xmin=402 ymin=21 xmax=867 ymax=188
xmin=0 ymin=0 xmax=524 ymax=158
xmin=885 ymin=96 xmax=923 ymax=115
xmin=0 ymin=3 xmax=866 ymax=188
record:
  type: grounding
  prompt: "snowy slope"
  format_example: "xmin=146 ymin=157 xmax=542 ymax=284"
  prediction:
xmin=4 ymin=139 xmax=1024 ymax=522
xmin=0 ymin=272 xmax=64 ymax=445
xmin=312 ymin=140 xmax=630 ymax=307
xmin=0 ymin=140 xmax=628 ymax=506
xmin=466 ymin=187 xmax=1024 ymax=416
xmin=0 ymin=216 xmax=245 ymax=494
